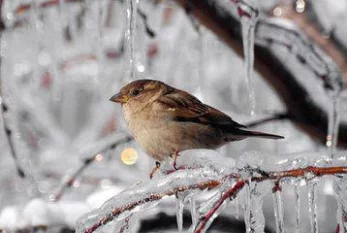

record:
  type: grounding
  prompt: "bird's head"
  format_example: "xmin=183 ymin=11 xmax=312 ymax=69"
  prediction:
xmin=110 ymin=79 xmax=168 ymax=107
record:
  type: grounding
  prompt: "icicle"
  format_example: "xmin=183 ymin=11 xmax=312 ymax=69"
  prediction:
xmin=189 ymin=196 xmax=198 ymax=227
xmin=326 ymin=96 xmax=340 ymax=158
xmin=194 ymin=26 xmax=205 ymax=100
xmin=272 ymin=186 xmax=284 ymax=233
xmin=235 ymin=196 xmax=240 ymax=220
xmin=176 ymin=197 xmax=184 ymax=233
xmin=95 ymin=0 xmax=108 ymax=69
xmin=243 ymin=179 xmax=266 ymax=233
xmin=30 ymin=0 xmax=44 ymax=89
xmin=335 ymin=177 xmax=347 ymax=233
xmin=308 ymin=180 xmax=319 ymax=233
xmin=237 ymin=0 xmax=259 ymax=116
xmin=243 ymin=180 xmax=251 ymax=233
xmin=294 ymin=182 xmax=301 ymax=233
xmin=124 ymin=0 xmax=139 ymax=83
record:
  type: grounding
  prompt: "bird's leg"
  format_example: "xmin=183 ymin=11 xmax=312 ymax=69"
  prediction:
xmin=150 ymin=161 xmax=161 ymax=179
xmin=173 ymin=151 xmax=180 ymax=170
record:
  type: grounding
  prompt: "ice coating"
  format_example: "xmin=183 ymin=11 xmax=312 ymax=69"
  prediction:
xmin=176 ymin=197 xmax=184 ymax=233
xmin=308 ymin=179 xmax=319 ymax=233
xmin=335 ymin=176 xmax=347 ymax=233
xmin=238 ymin=0 xmax=259 ymax=116
xmin=124 ymin=0 xmax=139 ymax=83
xmin=273 ymin=186 xmax=285 ymax=233
xmin=76 ymin=167 xmax=222 ymax=233
xmin=244 ymin=181 xmax=268 ymax=233
xmin=294 ymin=181 xmax=301 ymax=233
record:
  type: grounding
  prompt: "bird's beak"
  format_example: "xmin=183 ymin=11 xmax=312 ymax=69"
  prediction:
xmin=110 ymin=92 xmax=128 ymax=103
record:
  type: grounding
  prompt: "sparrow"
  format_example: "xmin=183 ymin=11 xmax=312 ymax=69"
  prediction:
xmin=110 ymin=79 xmax=284 ymax=178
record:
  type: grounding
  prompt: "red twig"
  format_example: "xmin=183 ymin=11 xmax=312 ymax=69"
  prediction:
xmin=194 ymin=180 xmax=246 ymax=233
xmin=335 ymin=224 xmax=340 ymax=233
xmin=15 ymin=0 xmax=82 ymax=15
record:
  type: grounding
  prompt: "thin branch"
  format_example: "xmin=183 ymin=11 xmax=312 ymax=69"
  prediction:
xmin=51 ymin=134 xmax=133 ymax=201
xmin=245 ymin=112 xmax=290 ymax=128
xmin=0 ymin=100 xmax=25 ymax=177
xmin=137 ymin=8 xmax=156 ymax=38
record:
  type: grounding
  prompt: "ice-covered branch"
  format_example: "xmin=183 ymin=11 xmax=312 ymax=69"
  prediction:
xmin=76 ymin=168 xmax=222 ymax=233
xmin=77 ymin=164 xmax=347 ymax=233
xmin=0 ymin=100 xmax=25 ymax=177
xmin=245 ymin=112 xmax=290 ymax=127
xmin=51 ymin=133 xmax=133 ymax=201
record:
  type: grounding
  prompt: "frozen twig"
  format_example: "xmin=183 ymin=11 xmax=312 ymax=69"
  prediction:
xmin=51 ymin=133 xmax=133 ymax=201
xmin=0 ymin=100 xmax=25 ymax=177
xmin=137 ymin=8 xmax=156 ymax=38
xmin=80 ymin=165 xmax=347 ymax=233
xmin=80 ymin=179 xmax=221 ymax=233
xmin=245 ymin=112 xmax=290 ymax=128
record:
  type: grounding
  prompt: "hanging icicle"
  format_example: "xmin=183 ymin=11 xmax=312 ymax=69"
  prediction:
xmin=272 ymin=183 xmax=285 ymax=233
xmin=124 ymin=0 xmax=139 ymax=83
xmin=176 ymin=197 xmax=184 ymax=233
xmin=243 ymin=179 xmax=267 ymax=233
xmin=189 ymin=195 xmax=198 ymax=227
xmin=335 ymin=177 xmax=347 ymax=233
xmin=235 ymin=0 xmax=259 ymax=116
xmin=308 ymin=179 xmax=319 ymax=233
xmin=326 ymin=96 xmax=341 ymax=157
xmin=294 ymin=181 xmax=301 ymax=233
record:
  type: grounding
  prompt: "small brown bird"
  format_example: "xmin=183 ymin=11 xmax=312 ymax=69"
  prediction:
xmin=110 ymin=79 xmax=283 ymax=178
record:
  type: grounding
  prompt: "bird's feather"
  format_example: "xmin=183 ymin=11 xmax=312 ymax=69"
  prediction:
xmin=157 ymin=87 xmax=246 ymax=129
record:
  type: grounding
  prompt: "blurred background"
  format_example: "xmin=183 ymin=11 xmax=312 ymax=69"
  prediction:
xmin=0 ymin=0 xmax=347 ymax=232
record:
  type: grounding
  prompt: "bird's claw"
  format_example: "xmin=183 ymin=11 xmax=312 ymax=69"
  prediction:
xmin=149 ymin=161 xmax=161 ymax=179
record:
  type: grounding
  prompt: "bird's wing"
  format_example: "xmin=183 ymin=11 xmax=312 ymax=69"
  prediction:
xmin=157 ymin=89 xmax=246 ymax=128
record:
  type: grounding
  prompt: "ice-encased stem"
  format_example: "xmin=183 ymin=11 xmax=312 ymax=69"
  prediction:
xmin=243 ymin=182 xmax=251 ymax=232
xmin=244 ymin=180 xmax=266 ymax=233
xmin=308 ymin=180 xmax=319 ymax=233
xmin=176 ymin=198 xmax=184 ymax=233
xmin=124 ymin=0 xmax=139 ymax=83
xmin=294 ymin=182 xmax=301 ymax=233
xmin=272 ymin=189 xmax=285 ymax=233
xmin=239 ymin=0 xmax=258 ymax=116
xmin=235 ymin=196 xmax=240 ymax=220
xmin=335 ymin=178 xmax=347 ymax=233
xmin=190 ymin=196 xmax=198 ymax=227
xmin=76 ymin=168 xmax=221 ymax=233
xmin=327 ymin=96 xmax=340 ymax=158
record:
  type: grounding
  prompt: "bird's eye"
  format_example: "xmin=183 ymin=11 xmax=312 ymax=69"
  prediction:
xmin=130 ymin=89 xmax=142 ymax=97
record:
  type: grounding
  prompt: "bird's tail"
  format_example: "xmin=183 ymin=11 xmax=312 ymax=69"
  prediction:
xmin=234 ymin=129 xmax=284 ymax=140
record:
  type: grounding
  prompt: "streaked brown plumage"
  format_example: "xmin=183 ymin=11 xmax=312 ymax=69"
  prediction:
xmin=110 ymin=79 xmax=284 ymax=163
